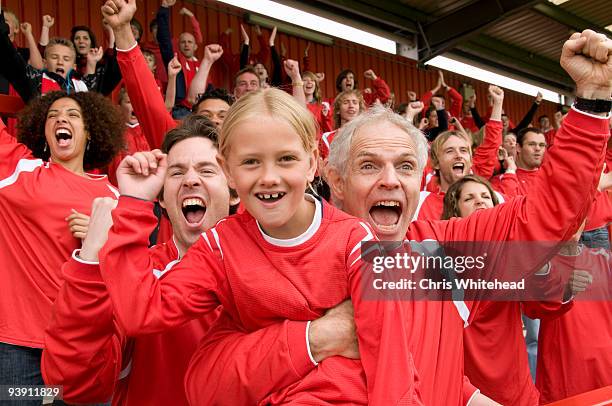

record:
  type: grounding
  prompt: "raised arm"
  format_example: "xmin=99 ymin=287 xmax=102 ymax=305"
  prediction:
xmin=39 ymin=15 xmax=54 ymax=47
xmin=42 ymin=198 xmax=125 ymax=404
xmin=165 ymin=54 xmax=181 ymax=111
xmin=445 ymin=30 xmax=611 ymax=258
xmin=104 ymin=0 xmax=175 ymax=148
xmin=472 ymin=85 xmax=503 ymax=178
xmin=180 ymin=7 xmax=203 ymax=45
xmin=187 ymin=43 xmax=223 ymax=104
xmin=0 ymin=10 xmax=36 ymax=102
xmin=284 ymin=59 xmax=305 ymax=106
xmin=363 ymin=69 xmax=390 ymax=106
xmin=511 ymin=92 xmax=542 ymax=133
xmin=20 ymin=22 xmax=43 ymax=69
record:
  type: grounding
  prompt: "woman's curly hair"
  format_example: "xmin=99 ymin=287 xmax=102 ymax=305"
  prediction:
xmin=17 ymin=91 xmax=125 ymax=170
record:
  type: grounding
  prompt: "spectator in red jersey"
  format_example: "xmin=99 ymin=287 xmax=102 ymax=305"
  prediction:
xmin=421 ymin=70 xmax=463 ymax=124
xmin=0 ymin=90 xmax=124 ymax=391
xmin=302 ymin=71 xmax=332 ymax=136
xmin=156 ymin=0 xmax=204 ymax=118
xmin=334 ymin=67 xmax=391 ymax=106
xmin=321 ymin=29 xmax=611 ymax=399
xmin=534 ymin=222 xmax=612 ymax=404
xmin=441 ymin=175 xmax=564 ymax=405
xmin=318 ymin=89 xmax=365 ymax=161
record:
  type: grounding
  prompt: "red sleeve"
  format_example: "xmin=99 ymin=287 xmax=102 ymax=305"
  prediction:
xmin=491 ymin=172 xmax=520 ymax=198
xmin=472 ymin=119 xmax=502 ymax=179
xmin=585 ymin=190 xmax=612 ymax=231
xmin=421 ymin=91 xmax=433 ymax=113
xmin=521 ymin=300 xmax=573 ymax=321
xmin=186 ymin=311 xmax=315 ymax=404
xmin=0 ymin=119 xmax=17 ymax=145
xmin=545 ymin=128 xmax=556 ymax=147
xmin=0 ymin=120 xmax=37 ymax=180
xmin=442 ymin=109 xmax=609 ymax=271
xmin=41 ymin=255 xmax=124 ymax=404
xmin=117 ymin=46 xmax=177 ymax=149
xmin=348 ymin=225 xmax=423 ymax=406
xmin=189 ymin=15 xmax=203 ymax=45
xmin=363 ymin=77 xmax=391 ymax=106
xmin=448 ymin=87 xmax=463 ymax=120
xmin=99 ymin=196 xmax=223 ymax=336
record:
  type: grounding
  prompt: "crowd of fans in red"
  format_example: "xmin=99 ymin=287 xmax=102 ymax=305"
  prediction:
xmin=0 ymin=0 xmax=610 ymax=405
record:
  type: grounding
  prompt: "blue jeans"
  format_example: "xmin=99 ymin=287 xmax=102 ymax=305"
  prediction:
xmin=0 ymin=342 xmax=108 ymax=405
xmin=0 ymin=342 xmax=45 ymax=405
xmin=580 ymin=225 xmax=610 ymax=250
xmin=522 ymin=315 xmax=540 ymax=382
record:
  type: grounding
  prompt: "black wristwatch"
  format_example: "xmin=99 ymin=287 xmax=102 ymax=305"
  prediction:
xmin=573 ymin=97 xmax=612 ymax=114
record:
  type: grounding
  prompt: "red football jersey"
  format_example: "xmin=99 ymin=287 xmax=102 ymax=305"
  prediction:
xmin=0 ymin=121 xmax=119 ymax=348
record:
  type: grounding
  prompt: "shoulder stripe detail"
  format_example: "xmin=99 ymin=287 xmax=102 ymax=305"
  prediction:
xmin=211 ymin=228 xmax=224 ymax=259
xmin=494 ymin=191 xmax=505 ymax=204
xmin=152 ymin=259 xmax=180 ymax=279
xmin=118 ymin=359 xmax=133 ymax=380
xmin=0 ymin=158 xmax=44 ymax=189
xmin=321 ymin=131 xmax=334 ymax=149
xmin=107 ymin=184 xmax=120 ymax=198
xmin=412 ymin=191 xmax=431 ymax=222
xmin=349 ymin=222 xmax=376 ymax=267
xmin=201 ymin=232 xmax=213 ymax=252
xmin=453 ymin=300 xmax=470 ymax=328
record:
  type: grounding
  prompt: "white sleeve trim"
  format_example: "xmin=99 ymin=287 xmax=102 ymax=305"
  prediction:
xmin=72 ymin=249 xmax=100 ymax=265
xmin=465 ymin=389 xmax=481 ymax=406
xmin=571 ymin=105 xmax=612 ymax=120
xmin=561 ymin=294 xmax=575 ymax=305
xmin=116 ymin=42 xmax=139 ymax=53
xmin=305 ymin=321 xmax=319 ymax=366
xmin=534 ymin=262 xmax=551 ymax=276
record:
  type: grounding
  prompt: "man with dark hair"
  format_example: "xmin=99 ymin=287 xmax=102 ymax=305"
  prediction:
xmin=233 ymin=66 xmax=260 ymax=99
xmin=192 ymin=87 xmax=233 ymax=129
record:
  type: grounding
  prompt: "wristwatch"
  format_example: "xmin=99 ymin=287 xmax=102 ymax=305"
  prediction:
xmin=573 ymin=97 xmax=612 ymax=114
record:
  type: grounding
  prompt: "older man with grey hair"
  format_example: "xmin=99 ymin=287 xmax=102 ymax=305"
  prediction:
xmin=323 ymin=29 xmax=612 ymax=406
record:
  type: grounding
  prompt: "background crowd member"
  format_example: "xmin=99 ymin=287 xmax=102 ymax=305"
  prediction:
xmin=442 ymin=174 xmax=571 ymax=405
xmin=421 ymin=70 xmax=463 ymax=123
xmin=156 ymin=0 xmax=204 ymax=118
xmin=415 ymin=85 xmax=505 ymax=220
xmin=191 ymin=87 xmax=233 ymax=129
xmin=532 ymin=223 xmax=612 ymax=404
xmin=302 ymin=70 xmax=332 ymax=138
xmin=334 ymin=68 xmax=390 ymax=106
xmin=0 ymin=9 xmax=93 ymax=103
xmin=319 ymin=89 xmax=365 ymax=161
xmin=0 ymin=90 xmax=124 ymax=390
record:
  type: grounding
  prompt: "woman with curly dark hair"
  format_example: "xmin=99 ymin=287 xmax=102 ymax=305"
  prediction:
xmin=0 ymin=90 xmax=124 ymax=389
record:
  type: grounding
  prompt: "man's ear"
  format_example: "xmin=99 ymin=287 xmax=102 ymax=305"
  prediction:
xmin=325 ymin=164 xmax=346 ymax=203
xmin=217 ymin=154 xmax=236 ymax=189
xmin=229 ymin=192 xmax=240 ymax=207
xmin=193 ymin=43 xmax=198 ymax=52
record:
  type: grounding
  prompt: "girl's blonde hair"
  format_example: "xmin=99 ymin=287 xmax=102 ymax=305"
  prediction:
xmin=219 ymin=88 xmax=317 ymax=157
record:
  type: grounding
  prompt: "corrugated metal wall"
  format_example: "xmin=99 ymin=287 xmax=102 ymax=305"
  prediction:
xmin=5 ymin=0 xmax=559 ymax=123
